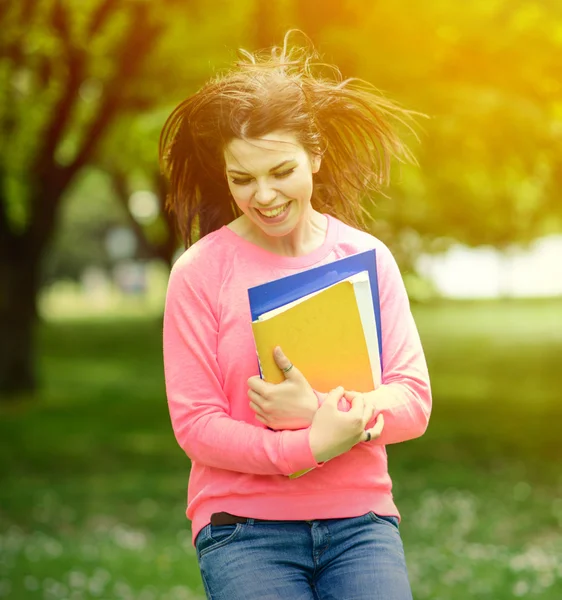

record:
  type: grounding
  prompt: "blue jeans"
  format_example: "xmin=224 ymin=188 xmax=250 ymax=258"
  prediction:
xmin=195 ymin=512 xmax=413 ymax=599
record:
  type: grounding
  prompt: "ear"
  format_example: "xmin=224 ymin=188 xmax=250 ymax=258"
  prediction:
xmin=311 ymin=153 xmax=322 ymax=174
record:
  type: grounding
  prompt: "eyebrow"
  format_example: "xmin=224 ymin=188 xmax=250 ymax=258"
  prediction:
xmin=226 ymin=160 xmax=295 ymax=175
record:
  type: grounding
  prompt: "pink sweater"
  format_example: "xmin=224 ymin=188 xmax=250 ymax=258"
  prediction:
xmin=163 ymin=214 xmax=431 ymax=545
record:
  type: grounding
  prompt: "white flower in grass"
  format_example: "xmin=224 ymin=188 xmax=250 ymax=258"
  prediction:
xmin=537 ymin=571 xmax=556 ymax=589
xmin=68 ymin=570 xmax=87 ymax=589
xmin=513 ymin=579 xmax=530 ymax=596
xmin=42 ymin=578 xmax=68 ymax=599
xmin=442 ymin=564 xmax=471 ymax=586
xmin=86 ymin=569 xmax=111 ymax=597
xmin=112 ymin=524 xmax=147 ymax=550
xmin=113 ymin=580 xmax=133 ymax=600
xmin=44 ymin=538 xmax=63 ymax=558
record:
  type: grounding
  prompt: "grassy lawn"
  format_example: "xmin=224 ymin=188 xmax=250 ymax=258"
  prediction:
xmin=1 ymin=299 xmax=561 ymax=599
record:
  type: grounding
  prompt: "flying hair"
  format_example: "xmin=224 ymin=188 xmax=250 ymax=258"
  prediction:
xmin=159 ymin=30 xmax=425 ymax=248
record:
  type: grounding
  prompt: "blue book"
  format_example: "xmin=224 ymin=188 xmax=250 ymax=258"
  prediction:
xmin=248 ymin=249 xmax=383 ymax=372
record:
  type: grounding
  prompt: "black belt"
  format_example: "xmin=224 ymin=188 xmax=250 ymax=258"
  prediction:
xmin=210 ymin=511 xmax=294 ymax=526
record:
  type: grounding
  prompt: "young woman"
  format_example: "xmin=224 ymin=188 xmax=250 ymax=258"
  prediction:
xmin=160 ymin=31 xmax=431 ymax=600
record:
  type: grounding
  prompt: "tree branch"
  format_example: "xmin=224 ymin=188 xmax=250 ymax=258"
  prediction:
xmin=51 ymin=0 xmax=72 ymax=53
xmin=66 ymin=2 xmax=162 ymax=180
xmin=31 ymin=50 xmax=84 ymax=180
xmin=88 ymin=0 xmax=120 ymax=39
xmin=19 ymin=0 xmax=36 ymax=26
xmin=109 ymin=169 xmax=156 ymax=260
xmin=25 ymin=1 xmax=161 ymax=254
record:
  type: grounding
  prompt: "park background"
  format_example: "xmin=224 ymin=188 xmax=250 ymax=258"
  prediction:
xmin=1 ymin=1 xmax=561 ymax=598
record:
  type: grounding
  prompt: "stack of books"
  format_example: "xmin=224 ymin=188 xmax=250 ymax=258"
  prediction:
xmin=247 ymin=249 xmax=382 ymax=477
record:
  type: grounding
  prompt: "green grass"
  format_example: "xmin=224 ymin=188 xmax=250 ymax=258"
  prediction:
xmin=1 ymin=299 xmax=561 ymax=599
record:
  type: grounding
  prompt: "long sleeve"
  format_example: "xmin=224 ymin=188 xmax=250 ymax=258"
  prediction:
xmin=163 ymin=256 xmax=321 ymax=476
xmin=364 ymin=242 xmax=432 ymax=445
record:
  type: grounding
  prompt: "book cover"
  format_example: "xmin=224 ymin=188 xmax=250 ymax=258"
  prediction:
xmin=251 ymin=272 xmax=380 ymax=391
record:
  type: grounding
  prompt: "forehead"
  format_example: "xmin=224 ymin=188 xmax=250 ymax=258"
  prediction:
xmin=224 ymin=131 xmax=305 ymax=170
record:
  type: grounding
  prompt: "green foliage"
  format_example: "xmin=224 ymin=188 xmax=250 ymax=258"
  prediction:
xmin=1 ymin=300 xmax=561 ymax=598
xmin=315 ymin=0 xmax=562 ymax=252
xmin=41 ymin=168 xmax=128 ymax=283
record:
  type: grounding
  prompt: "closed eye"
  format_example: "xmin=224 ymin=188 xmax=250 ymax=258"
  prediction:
xmin=274 ymin=169 xmax=295 ymax=179
xmin=230 ymin=169 xmax=295 ymax=186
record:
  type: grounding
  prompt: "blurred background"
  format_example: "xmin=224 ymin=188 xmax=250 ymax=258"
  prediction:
xmin=1 ymin=1 xmax=561 ymax=598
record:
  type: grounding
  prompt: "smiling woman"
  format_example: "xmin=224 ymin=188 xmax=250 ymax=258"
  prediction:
xmin=223 ymin=131 xmax=323 ymax=255
xmin=159 ymin=30 xmax=431 ymax=600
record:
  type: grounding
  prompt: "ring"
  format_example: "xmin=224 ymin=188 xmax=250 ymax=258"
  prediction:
xmin=282 ymin=363 xmax=294 ymax=374
xmin=365 ymin=431 xmax=371 ymax=442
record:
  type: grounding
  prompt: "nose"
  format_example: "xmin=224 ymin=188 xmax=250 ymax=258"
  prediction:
xmin=254 ymin=181 xmax=277 ymax=205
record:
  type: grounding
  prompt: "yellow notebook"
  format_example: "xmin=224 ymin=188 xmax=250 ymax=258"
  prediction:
xmin=252 ymin=271 xmax=381 ymax=392
xmin=251 ymin=272 xmax=381 ymax=478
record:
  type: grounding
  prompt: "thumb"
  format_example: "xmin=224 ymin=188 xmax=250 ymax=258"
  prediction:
xmin=274 ymin=346 xmax=300 ymax=379
xmin=322 ymin=386 xmax=345 ymax=408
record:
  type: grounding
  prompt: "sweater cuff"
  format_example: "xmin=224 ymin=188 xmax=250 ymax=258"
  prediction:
xmin=280 ymin=428 xmax=321 ymax=475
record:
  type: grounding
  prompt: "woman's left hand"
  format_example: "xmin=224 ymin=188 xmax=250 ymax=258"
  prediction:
xmin=247 ymin=347 xmax=318 ymax=430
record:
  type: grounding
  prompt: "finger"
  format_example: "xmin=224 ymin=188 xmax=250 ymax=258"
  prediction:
xmin=364 ymin=414 xmax=384 ymax=442
xmin=347 ymin=393 xmax=365 ymax=416
xmin=274 ymin=346 xmax=303 ymax=380
xmin=247 ymin=390 xmax=266 ymax=416
xmin=322 ymin=386 xmax=345 ymax=408
xmin=247 ymin=388 xmax=264 ymax=404
xmin=363 ymin=399 xmax=376 ymax=425
xmin=247 ymin=375 xmax=271 ymax=395
xmin=249 ymin=400 xmax=265 ymax=417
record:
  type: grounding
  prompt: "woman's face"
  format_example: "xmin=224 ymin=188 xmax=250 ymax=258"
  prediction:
xmin=223 ymin=131 xmax=321 ymax=240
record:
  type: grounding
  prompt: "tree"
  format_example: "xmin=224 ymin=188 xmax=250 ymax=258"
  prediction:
xmin=0 ymin=0 xmax=261 ymax=397
xmin=0 ymin=0 xmax=164 ymax=395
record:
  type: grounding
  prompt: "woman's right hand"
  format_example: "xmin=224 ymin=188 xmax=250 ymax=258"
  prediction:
xmin=308 ymin=387 xmax=385 ymax=464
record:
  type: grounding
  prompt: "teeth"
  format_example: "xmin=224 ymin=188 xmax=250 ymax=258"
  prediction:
xmin=258 ymin=202 xmax=289 ymax=218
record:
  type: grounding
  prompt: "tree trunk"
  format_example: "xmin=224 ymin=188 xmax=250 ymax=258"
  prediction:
xmin=0 ymin=239 xmax=40 ymax=397
xmin=0 ymin=0 xmax=162 ymax=399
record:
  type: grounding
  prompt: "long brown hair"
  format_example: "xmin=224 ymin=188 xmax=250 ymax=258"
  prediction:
xmin=159 ymin=30 xmax=422 ymax=248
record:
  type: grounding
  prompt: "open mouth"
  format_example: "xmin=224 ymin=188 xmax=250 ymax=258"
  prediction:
xmin=255 ymin=201 xmax=291 ymax=219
